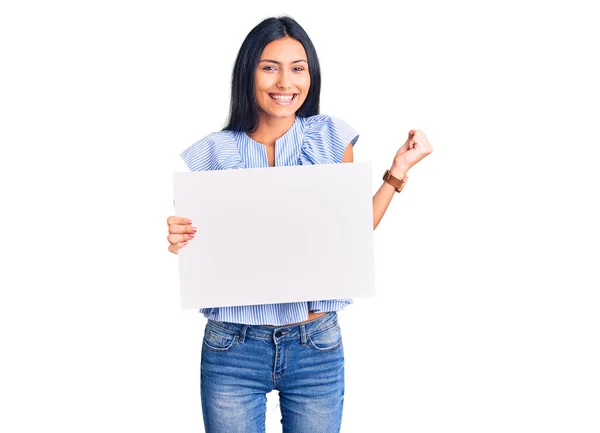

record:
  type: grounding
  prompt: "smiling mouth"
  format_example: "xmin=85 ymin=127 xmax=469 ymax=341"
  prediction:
xmin=269 ymin=93 xmax=297 ymax=102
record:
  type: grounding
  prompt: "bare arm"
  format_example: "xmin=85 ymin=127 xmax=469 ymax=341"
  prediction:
xmin=342 ymin=142 xmax=406 ymax=230
xmin=342 ymin=129 xmax=432 ymax=230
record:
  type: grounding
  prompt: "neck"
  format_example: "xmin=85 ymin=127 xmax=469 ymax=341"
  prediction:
xmin=248 ymin=114 xmax=296 ymax=147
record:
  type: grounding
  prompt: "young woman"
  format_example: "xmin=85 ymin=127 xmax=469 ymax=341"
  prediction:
xmin=167 ymin=16 xmax=432 ymax=433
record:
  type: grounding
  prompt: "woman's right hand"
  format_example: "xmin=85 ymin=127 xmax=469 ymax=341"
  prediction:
xmin=167 ymin=216 xmax=197 ymax=255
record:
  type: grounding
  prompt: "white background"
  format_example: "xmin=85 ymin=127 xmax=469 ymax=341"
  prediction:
xmin=1 ymin=0 xmax=599 ymax=432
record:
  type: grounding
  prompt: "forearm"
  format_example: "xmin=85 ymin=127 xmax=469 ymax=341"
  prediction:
xmin=373 ymin=182 xmax=396 ymax=230
xmin=373 ymin=165 xmax=407 ymax=230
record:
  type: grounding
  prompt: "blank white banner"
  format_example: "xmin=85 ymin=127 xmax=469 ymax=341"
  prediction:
xmin=173 ymin=162 xmax=374 ymax=309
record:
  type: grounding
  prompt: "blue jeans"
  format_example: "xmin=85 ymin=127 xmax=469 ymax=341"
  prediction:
xmin=200 ymin=311 xmax=345 ymax=433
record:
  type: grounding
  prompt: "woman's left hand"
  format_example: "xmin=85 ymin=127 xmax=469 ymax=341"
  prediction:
xmin=390 ymin=130 xmax=433 ymax=177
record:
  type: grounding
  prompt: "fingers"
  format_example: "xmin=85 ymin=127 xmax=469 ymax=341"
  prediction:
xmin=169 ymin=224 xmax=197 ymax=235
xmin=167 ymin=216 xmax=191 ymax=226
xmin=408 ymin=130 xmax=425 ymax=141
xmin=403 ymin=130 xmax=417 ymax=150
xmin=167 ymin=216 xmax=197 ymax=234
xmin=408 ymin=130 xmax=421 ymax=148
xmin=167 ymin=233 xmax=195 ymax=244
xmin=407 ymin=130 xmax=433 ymax=154
xmin=167 ymin=215 xmax=197 ymax=254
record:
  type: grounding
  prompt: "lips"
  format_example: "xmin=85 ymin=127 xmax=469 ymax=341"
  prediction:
xmin=269 ymin=93 xmax=296 ymax=103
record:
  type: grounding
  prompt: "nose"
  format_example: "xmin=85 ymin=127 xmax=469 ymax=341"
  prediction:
xmin=276 ymin=69 xmax=292 ymax=90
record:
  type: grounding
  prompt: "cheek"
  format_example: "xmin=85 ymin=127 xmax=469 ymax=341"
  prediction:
xmin=254 ymin=73 xmax=271 ymax=93
xmin=298 ymin=75 xmax=311 ymax=92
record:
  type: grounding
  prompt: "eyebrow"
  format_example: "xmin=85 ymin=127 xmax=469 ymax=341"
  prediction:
xmin=259 ymin=59 xmax=308 ymax=64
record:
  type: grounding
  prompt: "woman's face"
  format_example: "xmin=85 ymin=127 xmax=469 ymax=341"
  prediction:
xmin=254 ymin=37 xmax=311 ymax=121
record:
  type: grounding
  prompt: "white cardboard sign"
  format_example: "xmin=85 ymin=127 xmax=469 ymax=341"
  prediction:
xmin=173 ymin=162 xmax=375 ymax=309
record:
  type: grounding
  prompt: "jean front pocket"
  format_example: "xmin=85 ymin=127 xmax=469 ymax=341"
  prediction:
xmin=202 ymin=323 xmax=239 ymax=353
xmin=308 ymin=324 xmax=343 ymax=352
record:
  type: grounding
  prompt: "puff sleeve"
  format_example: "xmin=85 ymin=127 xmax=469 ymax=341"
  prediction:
xmin=180 ymin=131 xmax=246 ymax=172
xmin=298 ymin=115 xmax=359 ymax=165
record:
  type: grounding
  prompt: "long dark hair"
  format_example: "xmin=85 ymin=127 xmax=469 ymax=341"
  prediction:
xmin=223 ymin=16 xmax=321 ymax=132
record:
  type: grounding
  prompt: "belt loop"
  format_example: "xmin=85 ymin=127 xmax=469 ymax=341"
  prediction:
xmin=300 ymin=324 xmax=307 ymax=346
xmin=239 ymin=325 xmax=249 ymax=343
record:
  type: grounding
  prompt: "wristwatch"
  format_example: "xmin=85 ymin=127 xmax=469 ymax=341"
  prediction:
xmin=383 ymin=169 xmax=407 ymax=193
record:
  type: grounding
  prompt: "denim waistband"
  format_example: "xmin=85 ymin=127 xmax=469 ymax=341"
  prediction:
xmin=206 ymin=311 xmax=339 ymax=344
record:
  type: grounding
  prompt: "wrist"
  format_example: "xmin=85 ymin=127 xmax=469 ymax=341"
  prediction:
xmin=390 ymin=163 xmax=408 ymax=179
xmin=383 ymin=168 xmax=408 ymax=193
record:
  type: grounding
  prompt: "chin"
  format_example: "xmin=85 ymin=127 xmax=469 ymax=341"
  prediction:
xmin=264 ymin=107 xmax=298 ymax=119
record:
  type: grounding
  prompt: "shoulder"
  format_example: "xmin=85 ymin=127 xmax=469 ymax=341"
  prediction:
xmin=302 ymin=114 xmax=353 ymax=132
xmin=301 ymin=114 xmax=359 ymax=146
xmin=298 ymin=114 xmax=360 ymax=165
xmin=185 ymin=130 xmax=237 ymax=150
xmin=180 ymin=130 xmax=244 ymax=171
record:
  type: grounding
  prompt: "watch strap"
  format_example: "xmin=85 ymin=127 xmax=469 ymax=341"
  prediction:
xmin=383 ymin=169 xmax=406 ymax=193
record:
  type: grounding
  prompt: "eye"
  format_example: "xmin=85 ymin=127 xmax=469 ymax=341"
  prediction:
xmin=262 ymin=65 xmax=277 ymax=71
xmin=293 ymin=66 xmax=305 ymax=72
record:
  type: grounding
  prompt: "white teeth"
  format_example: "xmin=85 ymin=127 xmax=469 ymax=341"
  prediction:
xmin=271 ymin=94 xmax=294 ymax=101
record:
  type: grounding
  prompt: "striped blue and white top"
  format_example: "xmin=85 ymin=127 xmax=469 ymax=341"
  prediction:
xmin=180 ymin=114 xmax=359 ymax=326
